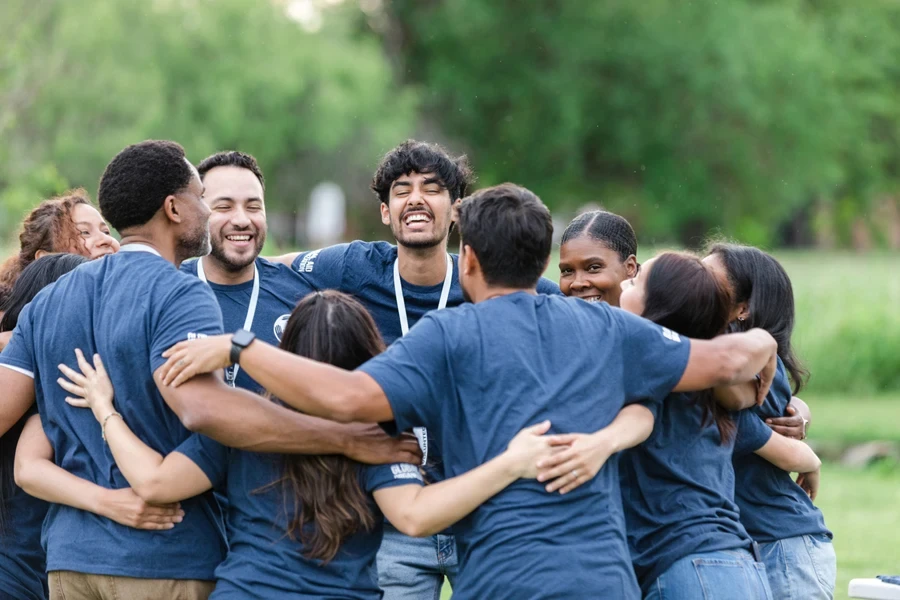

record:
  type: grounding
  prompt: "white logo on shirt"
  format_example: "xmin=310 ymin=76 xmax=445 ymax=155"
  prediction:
xmin=296 ymin=250 xmax=320 ymax=273
xmin=186 ymin=332 xmax=208 ymax=340
xmin=273 ymin=314 xmax=290 ymax=342
xmin=661 ymin=327 xmax=681 ymax=343
xmin=390 ymin=464 xmax=423 ymax=481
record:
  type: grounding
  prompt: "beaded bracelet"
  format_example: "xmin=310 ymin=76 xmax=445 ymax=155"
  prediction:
xmin=101 ymin=412 xmax=123 ymax=443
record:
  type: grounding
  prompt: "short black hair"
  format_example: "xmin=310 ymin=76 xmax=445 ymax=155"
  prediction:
xmin=371 ymin=140 xmax=474 ymax=204
xmin=457 ymin=183 xmax=552 ymax=288
xmin=197 ymin=151 xmax=265 ymax=189
xmin=98 ymin=140 xmax=194 ymax=232
xmin=560 ymin=210 xmax=637 ymax=262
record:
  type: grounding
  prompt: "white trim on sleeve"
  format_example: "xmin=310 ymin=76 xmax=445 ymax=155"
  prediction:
xmin=0 ymin=363 xmax=35 ymax=379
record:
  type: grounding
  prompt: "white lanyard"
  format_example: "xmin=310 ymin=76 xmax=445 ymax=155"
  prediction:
xmin=393 ymin=254 xmax=453 ymax=335
xmin=197 ymin=257 xmax=260 ymax=387
xmin=393 ymin=253 xmax=452 ymax=465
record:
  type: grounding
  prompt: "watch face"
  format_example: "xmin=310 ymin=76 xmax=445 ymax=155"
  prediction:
xmin=233 ymin=329 xmax=255 ymax=347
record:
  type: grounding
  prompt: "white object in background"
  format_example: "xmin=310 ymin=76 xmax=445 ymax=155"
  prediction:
xmin=306 ymin=182 xmax=346 ymax=248
xmin=849 ymin=579 xmax=900 ymax=600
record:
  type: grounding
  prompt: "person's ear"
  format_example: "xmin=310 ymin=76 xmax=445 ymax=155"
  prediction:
xmin=460 ymin=244 xmax=477 ymax=275
xmin=451 ymin=198 xmax=462 ymax=222
xmin=735 ymin=302 xmax=750 ymax=323
xmin=380 ymin=202 xmax=390 ymax=227
xmin=163 ymin=194 xmax=183 ymax=224
xmin=624 ymin=255 xmax=639 ymax=279
xmin=34 ymin=249 xmax=51 ymax=260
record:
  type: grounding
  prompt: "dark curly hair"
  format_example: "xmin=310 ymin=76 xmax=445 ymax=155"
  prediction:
xmin=197 ymin=151 xmax=265 ymax=190
xmin=0 ymin=190 xmax=91 ymax=305
xmin=560 ymin=210 xmax=637 ymax=262
xmin=371 ymin=140 xmax=474 ymax=204
xmin=98 ymin=140 xmax=194 ymax=232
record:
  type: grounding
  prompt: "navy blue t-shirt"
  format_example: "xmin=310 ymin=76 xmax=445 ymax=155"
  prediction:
xmin=0 ymin=246 xmax=227 ymax=580
xmin=181 ymin=257 xmax=313 ymax=393
xmin=0 ymin=409 xmax=48 ymax=600
xmin=291 ymin=241 xmax=560 ymax=346
xmin=292 ymin=241 xmax=560 ymax=487
xmin=619 ymin=393 xmax=773 ymax=593
xmin=359 ymin=293 xmax=691 ymax=600
xmin=733 ymin=358 xmax=832 ymax=543
xmin=188 ymin=437 xmax=423 ymax=599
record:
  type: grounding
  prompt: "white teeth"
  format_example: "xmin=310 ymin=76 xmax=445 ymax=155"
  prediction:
xmin=405 ymin=214 xmax=430 ymax=224
xmin=227 ymin=235 xmax=251 ymax=241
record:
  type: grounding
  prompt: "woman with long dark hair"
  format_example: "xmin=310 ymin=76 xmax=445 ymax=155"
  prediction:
xmin=616 ymin=252 xmax=821 ymax=599
xmin=57 ymin=290 xmax=553 ymax=598
xmin=1 ymin=254 xmax=182 ymax=600
xmin=704 ymin=243 xmax=835 ymax=599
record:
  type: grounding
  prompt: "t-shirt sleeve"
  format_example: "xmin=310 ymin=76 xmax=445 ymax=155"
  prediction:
xmin=149 ymin=279 xmax=224 ymax=373
xmin=172 ymin=433 xmax=229 ymax=489
xmin=363 ymin=463 xmax=425 ymax=493
xmin=614 ymin=308 xmax=691 ymax=405
xmin=536 ymin=277 xmax=562 ymax=295
xmin=733 ymin=409 xmax=774 ymax=457
xmin=356 ymin=314 xmax=451 ymax=434
xmin=0 ymin=302 xmax=37 ymax=378
xmin=290 ymin=244 xmax=348 ymax=291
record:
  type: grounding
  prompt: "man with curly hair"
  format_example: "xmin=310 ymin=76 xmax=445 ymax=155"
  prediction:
xmin=274 ymin=140 xmax=560 ymax=599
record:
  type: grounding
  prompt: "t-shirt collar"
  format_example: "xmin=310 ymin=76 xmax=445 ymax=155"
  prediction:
xmin=119 ymin=243 xmax=162 ymax=257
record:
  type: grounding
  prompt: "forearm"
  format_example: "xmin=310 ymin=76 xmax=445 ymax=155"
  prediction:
xmin=102 ymin=416 xmax=169 ymax=492
xmin=756 ymin=434 xmax=822 ymax=473
xmin=714 ymin=381 xmax=758 ymax=411
xmin=593 ymin=404 xmax=655 ymax=452
xmin=15 ymin=454 xmax=109 ymax=514
xmin=722 ymin=330 xmax=777 ymax=385
xmin=237 ymin=340 xmax=385 ymax=423
xmin=381 ymin=453 xmax=520 ymax=537
xmin=183 ymin=384 xmax=353 ymax=454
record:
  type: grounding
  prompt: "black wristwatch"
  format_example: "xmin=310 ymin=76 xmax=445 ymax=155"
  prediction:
xmin=230 ymin=329 xmax=256 ymax=365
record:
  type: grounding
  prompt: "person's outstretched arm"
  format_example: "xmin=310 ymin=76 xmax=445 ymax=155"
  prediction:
xmin=754 ymin=433 xmax=821 ymax=476
xmin=374 ymin=421 xmax=554 ymax=537
xmin=159 ymin=334 xmax=392 ymax=423
xmin=59 ymin=352 xmax=219 ymax=504
xmin=673 ymin=329 xmax=778 ymax=407
xmin=14 ymin=414 xmax=185 ymax=529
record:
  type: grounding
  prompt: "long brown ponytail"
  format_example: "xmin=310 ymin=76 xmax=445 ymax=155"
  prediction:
xmin=265 ymin=290 xmax=386 ymax=563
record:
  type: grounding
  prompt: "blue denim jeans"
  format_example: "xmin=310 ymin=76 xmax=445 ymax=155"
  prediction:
xmin=644 ymin=549 xmax=773 ymax=600
xmin=759 ymin=534 xmax=836 ymax=600
xmin=376 ymin=524 xmax=458 ymax=600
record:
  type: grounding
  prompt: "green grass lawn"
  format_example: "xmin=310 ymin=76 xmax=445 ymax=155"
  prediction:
xmin=807 ymin=393 xmax=900 ymax=444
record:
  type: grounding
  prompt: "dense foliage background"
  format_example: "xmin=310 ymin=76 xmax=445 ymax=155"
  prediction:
xmin=3 ymin=0 xmax=900 ymax=248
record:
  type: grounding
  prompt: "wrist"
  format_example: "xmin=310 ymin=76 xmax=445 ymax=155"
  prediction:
xmin=496 ymin=449 xmax=524 ymax=479
xmin=91 ymin=486 xmax=110 ymax=516
xmin=591 ymin=429 xmax=619 ymax=455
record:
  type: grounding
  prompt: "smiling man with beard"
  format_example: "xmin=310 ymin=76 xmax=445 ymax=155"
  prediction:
xmin=180 ymin=151 xmax=309 ymax=393
xmin=273 ymin=140 xmax=560 ymax=600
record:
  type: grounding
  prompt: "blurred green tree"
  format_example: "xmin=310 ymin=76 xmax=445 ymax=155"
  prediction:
xmin=0 ymin=0 xmax=416 ymax=240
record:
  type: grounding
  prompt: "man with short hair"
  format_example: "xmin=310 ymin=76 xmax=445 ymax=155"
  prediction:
xmin=162 ymin=183 xmax=780 ymax=599
xmin=274 ymin=140 xmax=560 ymax=598
xmin=181 ymin=150 xmax=305 ymax=392
xmin=0 ymin=140 xmax=417 ymax=600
